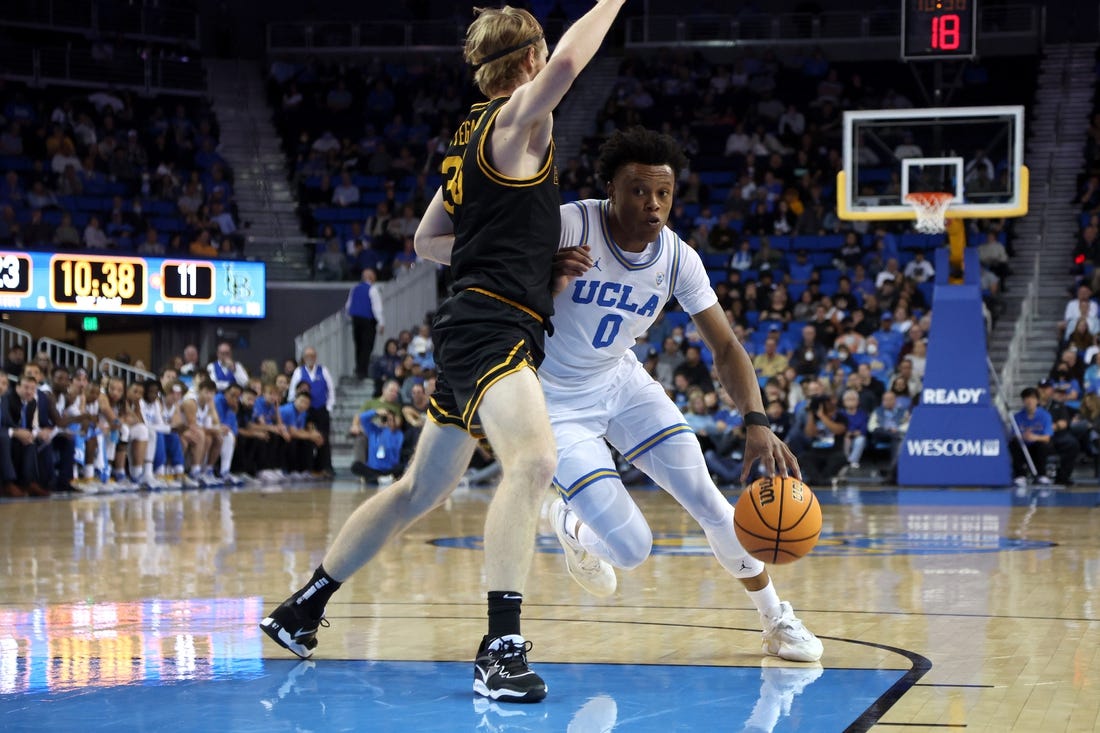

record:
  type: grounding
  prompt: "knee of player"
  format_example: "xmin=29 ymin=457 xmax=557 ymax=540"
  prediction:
xmin=389 ymin=471 xmax=450 ymax=517
xmin=500 ymin=446 xmax=557 ymax=488
xmin=612 ymin=524 xmax=653 ymax=570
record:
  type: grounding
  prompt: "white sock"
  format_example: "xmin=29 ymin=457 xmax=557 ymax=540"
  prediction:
xmin=747 ymin=583 xmax=783 ymax=620
xmin=144 ymin=461 xmax=154 ymax=479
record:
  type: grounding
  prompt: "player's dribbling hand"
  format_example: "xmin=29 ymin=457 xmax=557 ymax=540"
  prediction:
xmin=741 ymin=425 xmax=802 ymax=483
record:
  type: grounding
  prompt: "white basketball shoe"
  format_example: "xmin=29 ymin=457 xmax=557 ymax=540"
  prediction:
xmin=761 ymin=601 xmax=824 ymax=662
xmin=549 ymin=497 xmax=617 ymax=598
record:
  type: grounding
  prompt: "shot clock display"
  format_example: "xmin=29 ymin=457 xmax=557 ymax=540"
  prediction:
xmin=0 ymin=250 xmax=265 ymax=318
xmin=902 ymin=0 xmax=977 ymax=60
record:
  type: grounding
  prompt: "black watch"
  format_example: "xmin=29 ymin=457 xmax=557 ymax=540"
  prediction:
xmin=743 ymin=411 xmax=770 ymax=427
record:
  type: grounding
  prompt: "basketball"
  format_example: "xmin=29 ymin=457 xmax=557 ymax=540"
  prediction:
xmin=734 ymin=476 xmax=821 ymax=565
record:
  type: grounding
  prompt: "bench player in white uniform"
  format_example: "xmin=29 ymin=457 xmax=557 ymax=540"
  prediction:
xmin=544 ymin=127 xmax=822 ymax=662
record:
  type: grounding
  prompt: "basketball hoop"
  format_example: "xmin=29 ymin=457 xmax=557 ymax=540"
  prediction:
xmin=905 ymin=192 xmax=954 ymax=234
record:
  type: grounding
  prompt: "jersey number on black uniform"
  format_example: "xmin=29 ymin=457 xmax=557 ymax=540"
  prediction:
xmin=442 ymin=155 xmax=464 ymax=215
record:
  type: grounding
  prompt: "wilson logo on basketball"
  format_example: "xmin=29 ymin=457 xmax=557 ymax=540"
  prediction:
xmin=733 ymin=476 xmax=821 ymax=565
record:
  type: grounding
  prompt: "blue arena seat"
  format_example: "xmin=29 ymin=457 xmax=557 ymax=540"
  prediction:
xmin=702 ymin=253 xmax=729 ymax=269
xmin=698 ymin=171 xmax=735 ymax=186
xmin=663 ymin=311 xmax=692 ymax=330
xmin=900 ymin=233 xmax=942 ymax=251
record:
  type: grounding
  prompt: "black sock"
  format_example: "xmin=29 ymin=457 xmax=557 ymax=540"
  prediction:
xmin=294 ymin=565 xmax=341 ymax=619
xmin=487 ymin=590 xmax=522 ymax=640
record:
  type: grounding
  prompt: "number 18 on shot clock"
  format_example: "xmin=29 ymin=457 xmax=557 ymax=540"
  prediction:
xmin=902 ymin=0 xmax=977 ymax=61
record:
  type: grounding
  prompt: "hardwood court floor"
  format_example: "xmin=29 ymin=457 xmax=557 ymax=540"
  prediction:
xmin=0 ymin=481 xmax=1097 ymax=732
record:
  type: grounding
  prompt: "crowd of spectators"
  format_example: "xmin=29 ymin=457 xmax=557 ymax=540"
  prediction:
xmin=555 ymin=46 xmax=1033 ymax=486
xmin=0 ymin=81 xmax=243 ymax=258
xmin=1018 ymin=50 xmax=1100 ymax=485
xmin=0 ymin=314 xmax=457 ymax=496
xmin=1 ymin=338 xmax=338 ymax=497
xmin=253 ymin=39 xmax=1041 ymax=487
xmin=266 ymin=57 xmax=478 ymax=282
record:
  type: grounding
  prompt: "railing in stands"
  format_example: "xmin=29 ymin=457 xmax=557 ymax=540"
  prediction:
xmin=267 ymin=20 xmax=462 ymax=53
xmin=0 ymin=0 xmax=200 ymax=45
xmin=622 ymin=5 xmax=1041 ymax=50
xmin=0 ymin=46 xmax=206 ymax=96
xmin=295 ymin=264 xmax=438 ymax=379
xmin=0 ymin=323 xmax=33 ymax=378
xmin=99 ymin=358 xmax=157 ymax=386
xmin=264 ymin=5 xmax=1042 ymax=56
xmin=35 ymin=337 xmax=97 ymax=378
xmin=998 ymin=251 xmax=1041 ymax=403
xmin=244 ymin=235 xmax=315 ymax=276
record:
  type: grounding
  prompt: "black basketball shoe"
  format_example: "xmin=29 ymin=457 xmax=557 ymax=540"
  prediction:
xmin=473 ymin=634 xmax=548 ymax=703
xmin=259 ymin=596 xmax=330 ymax=659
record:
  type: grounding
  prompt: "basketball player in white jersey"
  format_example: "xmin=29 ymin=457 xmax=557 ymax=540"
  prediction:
xmin=180 ymin=379 xmax=224 ymax=486
xmin=544 ymin=127 xmax=822 ymax=662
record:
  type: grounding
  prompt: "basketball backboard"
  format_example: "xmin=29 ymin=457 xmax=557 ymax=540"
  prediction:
xmin=837 ymin=105 xmax=1027 ymax=221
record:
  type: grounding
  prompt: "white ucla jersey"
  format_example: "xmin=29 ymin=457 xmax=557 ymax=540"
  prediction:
xmin=184 ymin=395 xmax=213 ymax=427
xmin=140 ymin=398 xmax=170 ymax=434
xmin=540 ymin=199 xmax=717 ymax=397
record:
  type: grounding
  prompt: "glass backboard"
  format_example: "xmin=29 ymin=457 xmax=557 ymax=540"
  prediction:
xmin=837 ymin=105 xmax=1027 ymax=221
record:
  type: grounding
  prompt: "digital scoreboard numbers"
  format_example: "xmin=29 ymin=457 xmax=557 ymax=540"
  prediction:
xmin=0 ymin=252 xmax=32 ymax=297
xmin=50 ymin=254 xmax=147 ymax=310
xmin=0 ymin=250 xmax=265 ymax=318
xmin=902 ymin=0 xmax=977 ymax=60
xmin=162 ymin=261 xmax=215 ymax=303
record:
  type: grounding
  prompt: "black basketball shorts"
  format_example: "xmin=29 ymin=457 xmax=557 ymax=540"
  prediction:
xmin=427 ymin=288 xmax=547 ymax=439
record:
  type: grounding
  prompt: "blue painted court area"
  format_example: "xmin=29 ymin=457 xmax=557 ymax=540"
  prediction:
xmin=0 ymin=657 xmax=901 ymax=732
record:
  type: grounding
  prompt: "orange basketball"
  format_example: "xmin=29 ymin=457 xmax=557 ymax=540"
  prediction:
xmin=733 ymin=476 xmax=821 ymax=565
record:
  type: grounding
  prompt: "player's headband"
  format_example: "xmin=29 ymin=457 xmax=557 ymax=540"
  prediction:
xmin=472 ymin=34 xmax=544 ymax=70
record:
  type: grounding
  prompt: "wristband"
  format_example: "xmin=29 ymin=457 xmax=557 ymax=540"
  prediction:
xmin=743 ymin=411 xmax=770 ymax=427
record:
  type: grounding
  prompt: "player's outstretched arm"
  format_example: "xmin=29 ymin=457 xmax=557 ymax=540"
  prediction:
xmin=413 ymin=188 xmax=454 ymax=265
xmin=691 ymin=304 xmax=802 ymax=482
xmin=498 ymin=0 xmax=627 ymax=131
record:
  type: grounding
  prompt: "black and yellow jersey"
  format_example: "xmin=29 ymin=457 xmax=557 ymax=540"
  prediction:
xmin=441 ymin=97 xmax=559 ymax=322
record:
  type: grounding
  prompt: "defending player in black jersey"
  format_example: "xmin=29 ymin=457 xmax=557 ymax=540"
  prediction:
xmin=260 ymin=1 xmax=628 ymax=704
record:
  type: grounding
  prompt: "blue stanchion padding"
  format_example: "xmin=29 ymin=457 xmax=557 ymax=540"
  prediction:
xmin=900 ymin=248 xmax=1010 ymax=486
xmin=899 ymin=406 xmax=1010 ymax=486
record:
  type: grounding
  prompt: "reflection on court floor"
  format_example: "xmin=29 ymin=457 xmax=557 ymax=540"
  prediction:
xmin=0 ymin=482 xmax=1097 ymax=731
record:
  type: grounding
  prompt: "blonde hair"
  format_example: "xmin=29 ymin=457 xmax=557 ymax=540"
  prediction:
xmin=465 ymin=6 xmax=545 ymax=97
xmin=260 ymin=358 xmax=279 ymax=381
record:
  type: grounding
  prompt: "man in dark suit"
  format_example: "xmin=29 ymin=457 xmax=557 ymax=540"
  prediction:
xmin=23 ymin=364 xmax=75 ymax=492
xmin=2 ymin=372 xmax=50 ymax=496
xmin=0 ymin=371 xmax=25 ymax=497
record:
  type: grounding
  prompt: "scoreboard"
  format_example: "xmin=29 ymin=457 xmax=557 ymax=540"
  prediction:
xmin=0 ymin=250 xmax=266 ymax=318
xmin=901 ymin=0 xmax=977 ymax=60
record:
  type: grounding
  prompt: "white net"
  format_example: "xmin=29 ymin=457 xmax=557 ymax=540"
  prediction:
xmin=905 ymin=192 xmax=953 ymax=234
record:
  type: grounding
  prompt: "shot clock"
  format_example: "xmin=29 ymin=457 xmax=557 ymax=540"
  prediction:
xmin=901 ymin=0 xmax=977 ymax=60
xmin=0 ymin=250 xmax=265 ymax=318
